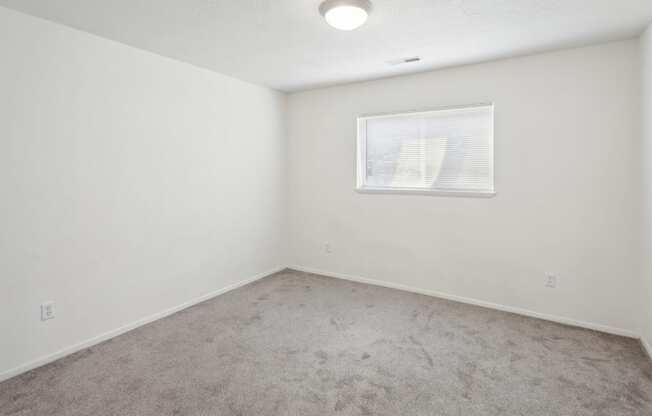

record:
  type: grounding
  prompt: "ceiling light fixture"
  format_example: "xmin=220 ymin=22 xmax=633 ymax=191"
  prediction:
xmin=319 ymin=0 xmax=373 ymax=31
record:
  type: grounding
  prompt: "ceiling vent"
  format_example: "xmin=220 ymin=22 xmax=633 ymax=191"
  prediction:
xmin=387 ymin=56 xmax=421 ymax=66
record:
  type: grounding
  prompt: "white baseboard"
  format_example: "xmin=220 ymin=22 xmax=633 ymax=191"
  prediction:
xmin=3 ymin=264 xmax=647 ymax=383
xmin=290 ymin=265 xmax=639 ymax=339
xmin=0 ymin=266 xmax=286 ymax=383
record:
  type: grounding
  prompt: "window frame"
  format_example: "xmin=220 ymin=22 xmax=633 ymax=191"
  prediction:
xmin=355 ymin=103 xmax=496 ymax=198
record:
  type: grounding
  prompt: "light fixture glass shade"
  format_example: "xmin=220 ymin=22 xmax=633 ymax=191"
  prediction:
xmin=320 ymin=0 xmax=372 ymax=31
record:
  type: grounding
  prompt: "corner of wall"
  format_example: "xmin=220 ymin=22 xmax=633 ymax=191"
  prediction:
xmin=640 ymin=22 xmax=652 ymax=354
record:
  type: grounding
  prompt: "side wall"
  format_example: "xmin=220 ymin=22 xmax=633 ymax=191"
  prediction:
xmin=641 ymin=24 xmax=652 ymax=355
xmin=0 ymin=7 xmax=287 ymax=379
xmin=287 ymin=41 xmax=641 ymax=336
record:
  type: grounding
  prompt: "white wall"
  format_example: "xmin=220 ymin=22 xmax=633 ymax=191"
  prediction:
xmin=1 ymin=4 xmax=647 ymax=381
xmin=287 ymin=40 xmax=641 ymax=336
xmin=641 ymin=24 xmax=652 ymax=353
xmin=0 ymin=7 xmax=286 ymax=379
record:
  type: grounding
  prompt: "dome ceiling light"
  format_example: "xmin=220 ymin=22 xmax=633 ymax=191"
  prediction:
xmin=319 ymin=0 xmax=373 ymax=31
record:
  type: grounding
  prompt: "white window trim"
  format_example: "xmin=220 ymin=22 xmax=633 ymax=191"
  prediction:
xmin=355 ymin=103 xmax=496 ymax=198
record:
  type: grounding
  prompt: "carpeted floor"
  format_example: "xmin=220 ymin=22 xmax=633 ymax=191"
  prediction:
xmin=1 ymin=269 xmax=651 ymax=416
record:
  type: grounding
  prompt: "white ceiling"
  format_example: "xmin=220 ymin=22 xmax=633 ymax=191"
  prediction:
xmin=2 ymin=1 xmax=652 ymax=92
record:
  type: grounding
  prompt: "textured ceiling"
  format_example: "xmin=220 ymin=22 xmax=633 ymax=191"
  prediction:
xmin=1 ymin=1 xmax=651 ymax=92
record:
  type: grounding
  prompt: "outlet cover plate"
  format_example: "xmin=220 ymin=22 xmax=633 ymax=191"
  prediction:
xmin=41 ymin=301 xmax=55 ymax=321
xmin=545 ymin=274 xmax=558 ymax=288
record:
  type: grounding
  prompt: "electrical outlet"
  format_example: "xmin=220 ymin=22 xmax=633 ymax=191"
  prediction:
xmin=545 ymin=273 xmax=557 ymax=289
xmin=324 ymin=242 xmax=332 ymax=254
xmin=41 ymin=301 xmax=55 ymax=321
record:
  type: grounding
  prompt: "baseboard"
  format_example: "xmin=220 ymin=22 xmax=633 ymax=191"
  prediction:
xmin=3 ymin=265 xmax=646 ymax=383
xmin=0 ymin=265 xmax=286 ymax=383
xmin=290 ymin=265 xmax=639 ymax=339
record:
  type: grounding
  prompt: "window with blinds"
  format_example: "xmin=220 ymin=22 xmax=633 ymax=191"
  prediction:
xmin=356 ymin=104 xmax=495 ymax=196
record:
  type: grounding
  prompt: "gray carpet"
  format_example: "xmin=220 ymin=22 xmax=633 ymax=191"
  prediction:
xmin=1 ymin=269 xmax=651 ymax=416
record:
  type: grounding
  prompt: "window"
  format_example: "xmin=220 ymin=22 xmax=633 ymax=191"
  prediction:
xmin=356 ymin=104 xmax=495 ymax=196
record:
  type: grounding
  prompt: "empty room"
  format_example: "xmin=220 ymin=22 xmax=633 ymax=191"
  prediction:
xmin=1 ymin=1 xmax=652 ymax=415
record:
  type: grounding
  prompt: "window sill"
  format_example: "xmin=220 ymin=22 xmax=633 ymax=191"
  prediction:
xmin=355 ymin=187 xmax=496 ymax=198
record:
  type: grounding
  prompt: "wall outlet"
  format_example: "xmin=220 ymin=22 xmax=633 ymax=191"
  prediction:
xmin=41 ymin=301 xmax=55 ymax=321
xmin=324 ymin=242 xmax=332 ymax=254
xmin=545 ymin=273 xmax=558 ymax=288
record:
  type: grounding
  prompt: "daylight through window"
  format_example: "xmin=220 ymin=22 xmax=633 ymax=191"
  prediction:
xmin=356 ymin=104 xmax=494 ymax=196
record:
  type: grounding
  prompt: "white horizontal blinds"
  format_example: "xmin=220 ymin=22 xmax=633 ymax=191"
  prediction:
xmin=363 ymin=105 xmax=493 ymax=192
